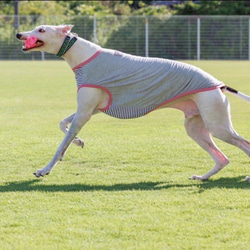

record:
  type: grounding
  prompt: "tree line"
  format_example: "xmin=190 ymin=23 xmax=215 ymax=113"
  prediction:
xmin=1 ymin=1 xmax=250 ymax=16
xmin=1 ymin=1 xmax=250 ymax=60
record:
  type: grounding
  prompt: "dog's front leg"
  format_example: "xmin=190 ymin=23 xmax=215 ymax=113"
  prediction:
xmin=34 ymin=112 xmax=90 ymax=177
xmin=34 ymin=87 xmax=104 ymax=177
xmin=59 ymin=113 xmax=85 ymax=148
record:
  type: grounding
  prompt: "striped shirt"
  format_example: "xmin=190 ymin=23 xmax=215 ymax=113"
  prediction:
xmin=73 ymin=49 xmax=224 ymax=119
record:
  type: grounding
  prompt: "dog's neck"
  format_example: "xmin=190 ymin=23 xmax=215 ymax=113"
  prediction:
xmin=60 ymin=35 xmax=101 ymax=69
xmin=57 ymin=36 xmax=78 ymax=57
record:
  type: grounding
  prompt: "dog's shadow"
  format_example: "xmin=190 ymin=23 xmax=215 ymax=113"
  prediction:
xmin=0 ymin=176 xmax=248 ymax=193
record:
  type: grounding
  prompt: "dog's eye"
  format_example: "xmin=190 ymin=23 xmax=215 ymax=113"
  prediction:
xmin=38 ymin=28 xmax=45 ymax=33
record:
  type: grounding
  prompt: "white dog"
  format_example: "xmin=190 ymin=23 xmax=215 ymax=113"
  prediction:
xmin=16 ymin=25 xmax=250 ymax=181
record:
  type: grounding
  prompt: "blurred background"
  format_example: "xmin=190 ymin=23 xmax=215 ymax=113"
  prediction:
xmin=1 ymin=0 xmax=250 ymax=60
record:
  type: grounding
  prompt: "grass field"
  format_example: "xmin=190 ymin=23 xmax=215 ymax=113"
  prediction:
xmin=0 ymin=60 xmax=249 ymax=249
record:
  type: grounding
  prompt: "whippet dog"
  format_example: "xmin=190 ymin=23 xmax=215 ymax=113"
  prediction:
xmin=16 ymin=25 xmax=250 ymax=181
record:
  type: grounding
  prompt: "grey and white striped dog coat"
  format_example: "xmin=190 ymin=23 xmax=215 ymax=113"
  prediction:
xmin=73 ymin=49 xmax=225 ymax=119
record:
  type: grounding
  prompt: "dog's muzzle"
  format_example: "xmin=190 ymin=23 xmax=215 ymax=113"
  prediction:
xmin=16 ymin=33 xmax=44 ymax=51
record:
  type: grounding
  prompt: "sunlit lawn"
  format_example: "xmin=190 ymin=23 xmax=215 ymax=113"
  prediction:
xmin=0 ymin=61 xmax=249 ymax=249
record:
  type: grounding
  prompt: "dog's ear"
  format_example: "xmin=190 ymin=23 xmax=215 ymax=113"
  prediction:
xmin=56 ymin=25 xmax=74 ymax=36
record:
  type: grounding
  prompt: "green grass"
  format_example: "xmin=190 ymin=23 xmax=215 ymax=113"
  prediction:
xmin=0 ymin=61 xmax=249 ymax=249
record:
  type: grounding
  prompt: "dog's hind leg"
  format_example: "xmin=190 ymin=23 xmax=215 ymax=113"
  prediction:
xmin=185 ymin=115 xmax=229 ymax=180
xmin=196 ymin=90 xmax=250 ymax=155
xmin=192 ymin=89 xmax=250 ymax=180
xmin=60 ymin=113 xmax=84 ymax=148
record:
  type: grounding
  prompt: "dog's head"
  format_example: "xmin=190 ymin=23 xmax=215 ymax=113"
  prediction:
xmin=16 ymin=24 xmax=74 ymax=54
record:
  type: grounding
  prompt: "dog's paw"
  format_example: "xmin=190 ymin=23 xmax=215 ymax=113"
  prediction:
xmin=245 ymin=176 xmax=250 ymax=181
xmin=189 ymin=175 xmax=206 ymax=181
xmin=33 ymin=169 xmax=50 ymax=178
xmin=73 ymin=137 xmax=84 ymax=148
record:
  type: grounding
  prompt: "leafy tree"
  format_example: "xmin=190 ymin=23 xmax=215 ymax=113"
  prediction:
xmin=133 ymin=5 xmax=170 ymax=15
xmin=0 ymin=1 xmax=113 ymax=16
xmin=173 ymin=1 xmax=250 ymax=15
xmin=18 ymin=1 xmax=66 ymax=16
xmin=0 ymin=1 xmax=155 ymax=16
xmin=0 ymin=1 xmax=15 ymax=15
xmin=2 ymin=1 xmax=250 ymax=16
xmin=121 ymin=0 xmax=153 ymax=9
xmin=58 ymin=1 xmax=112 ymax=16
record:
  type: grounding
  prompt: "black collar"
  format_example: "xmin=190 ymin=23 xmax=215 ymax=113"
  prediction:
xmin=57 ymin=35 xmax=77 ymax=57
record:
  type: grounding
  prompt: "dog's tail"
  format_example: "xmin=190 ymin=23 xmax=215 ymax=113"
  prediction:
xmin=222 ymin=86 xmax=250 ymax=102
